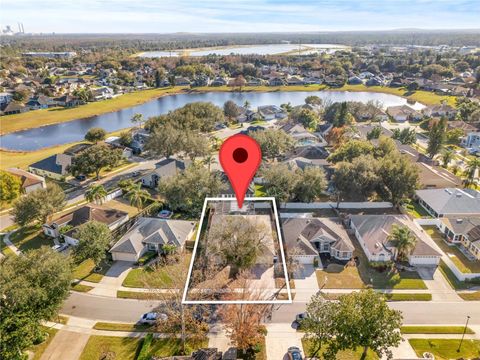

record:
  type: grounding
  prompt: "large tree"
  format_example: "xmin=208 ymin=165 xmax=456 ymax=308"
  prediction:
xmin=328 ymin=140 xmax=374 ymax=163
xmin=0 ymin=247 xmax=72 ymax=359
xmin=302 ymin=293 xmax=338 ymax=358
xmin=125 ymin=182 xmax=151 ymax=210
xmin=0 ymin=170 xmax=21 ymax=205
xmin=250 ymin=129 xmax=295 ymax=161
xmin=293 ymin=108 xmax=319 ymax=130
xmin=330 ymin=290 xmax=403 ymax=360
xmin=293 ymin=166 xmax=327 ymax=202
xmin=463 ymin=158 xmax=480 ymax=187
xmin=84 ymin=127 xmax=107 ymax=143
xmin=158 ymin=164 xmax=224 ymax=217
xmin=85 ymin=184 xmax=107 ymax=204
xmin=145 ymin=123 xmax=183 ymax=159
xmin=378 ymin=152 xmax=419 ymax=207
xmin=426 ymin=117 xmax=447 ymax=159
xmin=69 ymin=144 xmax=122 ymax=180
xmin=12 ymin=184 xmax=66 ymax=226
xmin=261 ymin=163 xmax=299 ymax=203
xmin=223 ymin=100 xmax=240 ymax=121
xmin=73 ymin=221 xmax=112 ymax=266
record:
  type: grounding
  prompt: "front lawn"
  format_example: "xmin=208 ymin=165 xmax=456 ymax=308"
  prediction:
xmin=409 ymin=339 xmax=480 ymax=360
xmin=71 ymin=283 xmax=94 ymax=292
xmin=104 ymin=198 xmax=140 ymax=217
xmin=458 ymin=291 xmax=480 ymax=301
xmin=93 ymin=322 xmax=154 ymax=332
xmin=9 ymin=226 xmax=53 ymax=252
xmin=401 ymin=326 xmax=474 ymax=334
xmin=73 ymin=258 xmax=111 ymax=283
xmin=29 ymin=327 xmax=58 ymax=360
xmin=424 ymin=226 xmax=480 ymax=274
xmin=383 ymin=293 xmax=432 ymax=301
xmin=79 ymin=335 xmax=207 ymax=360
xmin=438 ymin=260 xmax=476 ymax=290
xmin=316 ymin=264 xmax=365 ymax=289
xmin=302 ymin=339 xmax=379 ymax=360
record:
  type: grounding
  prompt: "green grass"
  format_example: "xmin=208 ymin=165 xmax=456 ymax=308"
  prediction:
xmin=8 ymin=225 xmax=52 ymax=252
xmin=71 ymin=283 xmax=94 ymax=292
xmin=408 ymin=339 xmax=480 ymax=360
xmin=424 ymin=226 xmax=480 ymax=274
xmin=0 ymin=87 xmax=187 ymax=135
xmin=29 ymin=327 xmax=59 ymax=360
xmin=401 ymin=326 xmax=474 ymax=334
xmin=73 ymin=258 xmax=111 ymax=283
xmin=383 ymin=293 xmax=432 ymax=301
xmin=302 ymin=339 xmax=379 ymax=360
xmin=79 ymin=335 xmax=207 ymax=360
xmin=1 ymin=244 xmax=16 ymax=257
xmin=438 ymin=260 xmax=476 ymax=290
xmin=317 ymin=237 xmax=427 ymax=290
xmin=403 ymin=200 xmax=430 ymax=218
xmin=93 ymin=322 xmax=154 ymax=332
xmin=117 ymin=290 xmax=154 ymax=300
xmin=458 ymin=291 xmax=480 ymax=301
xmin=254 ymin=184 xmax=266 ymax=197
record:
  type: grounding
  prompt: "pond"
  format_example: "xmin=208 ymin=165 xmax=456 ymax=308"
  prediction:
xmin=138 ymin=43 xmax=348 ymax=57
xmin=0 ymin=90 xmax=424 ymax=151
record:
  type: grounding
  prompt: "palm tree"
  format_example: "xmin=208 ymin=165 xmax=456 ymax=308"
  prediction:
xmin=131 ymin=113 xmax=144 ymax=128
xmin=126 ymin=182 xmax=150 ymax=210
xmin=203 ymin=154 xmax=217 ymax=172
xmin=243 ymin=100 xmax=250 ymax=110
xmin=85 ymin=184 xmax=107 ymax=205
xmin=441 ymin=149 xmax=454 ymax=168
xmin=388 ymin=225 xmax=417 ymax=262
xmin=463 ymin=158 xmax=480 ymax=187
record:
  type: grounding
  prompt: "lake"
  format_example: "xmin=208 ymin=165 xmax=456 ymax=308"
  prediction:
xmin=0 ymin=90 xmax=424 ymax=151
xmin=138 ymin=44 xmax=348 ymax=57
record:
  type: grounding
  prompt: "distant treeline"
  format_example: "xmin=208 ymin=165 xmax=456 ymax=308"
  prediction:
xmin=1 ymin=30 xmax=480 ymax=52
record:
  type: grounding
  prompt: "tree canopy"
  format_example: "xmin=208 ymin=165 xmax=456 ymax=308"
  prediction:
xmin=0 ymin=170 xmax=21 ymax=205
xmin=69 ymin=144 xmax=122 ymax=180
xmin=250 ymin=129 xmax=295 ymax=161
xmin=73 ymin=221 xmax=112 ymax=266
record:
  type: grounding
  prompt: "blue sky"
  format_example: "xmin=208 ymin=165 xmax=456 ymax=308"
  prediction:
xmin=1 ymin=0 xmax=479 ymax=33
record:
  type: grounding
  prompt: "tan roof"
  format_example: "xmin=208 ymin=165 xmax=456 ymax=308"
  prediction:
xmin=7 ymin=168 xmax=44 ymax=188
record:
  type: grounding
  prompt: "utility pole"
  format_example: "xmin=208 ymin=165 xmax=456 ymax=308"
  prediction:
xmin=457 ymin=315 xmax=470 ymax=352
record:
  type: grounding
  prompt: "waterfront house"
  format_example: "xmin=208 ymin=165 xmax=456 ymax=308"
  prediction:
xmin=257 ymin=105 xmax=287 ymax=120
xmin=29 ymin=153 xmax=73 ymax=180
xmin=6 ymin=168 xmax=46 ymax=193
xmin=386 ymin=105 xmax=422 ymax=122
xmin=141 ymin=158 xmax=190 ymax=189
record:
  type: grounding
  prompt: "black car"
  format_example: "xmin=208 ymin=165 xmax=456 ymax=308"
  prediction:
xmin=287 ymin=346 xmax=303 ymax=360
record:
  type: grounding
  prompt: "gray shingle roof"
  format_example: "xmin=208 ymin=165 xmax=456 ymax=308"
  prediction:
xmin=110 ymin=217 xmax=196 ymax=254
xmin=416 ymin=188 xmax=480 ymax=216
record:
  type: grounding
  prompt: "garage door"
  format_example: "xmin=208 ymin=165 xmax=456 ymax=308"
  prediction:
xmin=294 ymin=255 xmax=316 ymax=264
xmin=409 ymin=256 xmax=440 ymax=266
xmin=112 ymin=252 xmax=138 ymax=262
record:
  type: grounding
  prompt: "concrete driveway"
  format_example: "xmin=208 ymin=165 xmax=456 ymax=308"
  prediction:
xmin=293 ymin=265 xmax=319 ymax=302
xmin=416 ymin=266 xmax=461 ymax=301
xmin=89 ymin=261 xmax=134 ymax=297
xmin=266 ymin=323 xmax=304 ymax=360
xmin=40 ymin=330 xmax=90 ymax=360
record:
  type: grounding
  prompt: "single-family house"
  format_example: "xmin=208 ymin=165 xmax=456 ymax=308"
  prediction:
xmin=349 ymin=214 xmax=441 ymax=266
xmin=25 ymin=95 xmax=56 ymax=110
xmin=109 ymin=217 xmax=196 ymax=261
xmin=280 ymin=123 xmax=327 ymax=147
xmin=210 ymin=77 xmax=227 ymax=87
xmin=387 ymin=105 xmax=422 ymax=122
xmin=281 ymin=217 xmax=354 ymax=265
xmin=6 ymin=168 xmax=46 ymax=193
xmin=435 ymin=217 xmax=480 ymax=260
xmin=461 ymin=132 xmax=480 ymax=154
xmin=43 ymin=204 xmax=129 ymax=245
xmin=54 ymin=95 xmax=82 ymax=107
xmin=269 ymin=77 xmax=286 ymax=86
xmin=347 ymin=76 xmax=363 ymax=85
xmin=29 ymin=153 xmax=73 ymax=180
xmin=0 ymin=92 xmax=13 ymax=106
xmin=423 ymin=103 xmax=457 ymax=119
xmin=416 ymin=188 xmax=480 ymax=218
xmin=92 ymin=86 xmax=114 ymax=101
xmin=174 ymin=77 xmax=191 ymax=86
xmin=2 ymin=102 xmax=28 ymax=115
xmin=257 ymin=105 xmax=287 ymax=120
xmin=286 ymin=76 xmax=304 ymax=86
xmin=141 ymin=158 xmax=190 ymax=188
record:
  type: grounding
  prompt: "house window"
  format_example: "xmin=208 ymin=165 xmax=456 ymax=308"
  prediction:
xmin=147 ymin=243 xmax=157 ymax=251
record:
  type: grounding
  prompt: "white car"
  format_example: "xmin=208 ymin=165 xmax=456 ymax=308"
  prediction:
xmin=139 ymin=312 xmax=167 ymax=324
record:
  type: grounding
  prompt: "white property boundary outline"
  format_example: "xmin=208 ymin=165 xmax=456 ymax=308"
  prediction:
xmin=182 ymin=197 xmax=292 ymax=304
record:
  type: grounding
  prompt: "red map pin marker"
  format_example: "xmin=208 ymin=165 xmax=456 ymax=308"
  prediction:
xmin=219 ymin=134 xmax=262 ymax=208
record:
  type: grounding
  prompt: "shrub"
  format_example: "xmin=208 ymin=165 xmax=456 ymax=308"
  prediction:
xmin=137 ymin=251 xmax=157 ymax=266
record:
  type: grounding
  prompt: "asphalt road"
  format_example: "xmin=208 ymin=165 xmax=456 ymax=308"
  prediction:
xmin=62 ymin=292 xmax=480 ymax=325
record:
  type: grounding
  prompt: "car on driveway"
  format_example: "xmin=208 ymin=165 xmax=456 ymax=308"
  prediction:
xmin=157 ymin=210 xmax=173 ymax=219
xmin=139 ymin=312 xmax=167 ymax=325
xmin=287 ymin=346 xmax=303 ymax=360
xmin=295 ymin=312 xmax=308 ymax=323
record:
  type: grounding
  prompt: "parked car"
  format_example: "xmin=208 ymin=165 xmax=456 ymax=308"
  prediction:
xmin=139 ymin=312 xmax=167 ymax=325
xmin=51 ymin=243 xmax=68 ymax=252
xmin=295 ymin=312 xmax=308 ymax=323
xmin=131 ymin=171 xmax=141 ymax=177
xmin=75 ymin=175 xmax=86 ymax=181
xmin=287 ymin=346 xmax=303 ymax=360
xmin=157 ymin=210 xmax=173 ymax=219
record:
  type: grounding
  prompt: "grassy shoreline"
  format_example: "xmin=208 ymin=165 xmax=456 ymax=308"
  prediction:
xmin=0 ymin=84 xmax=455 ymax=136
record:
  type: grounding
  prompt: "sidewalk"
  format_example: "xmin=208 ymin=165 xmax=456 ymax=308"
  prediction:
xmin=39 ymin=330 xmax=90 ymax=360
xmin=2 ymin=231 xmax=21 ymax=255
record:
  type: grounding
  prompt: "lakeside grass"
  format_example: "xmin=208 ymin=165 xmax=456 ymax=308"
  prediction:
xmin=0 ymin=87 xmax=187 ymax=135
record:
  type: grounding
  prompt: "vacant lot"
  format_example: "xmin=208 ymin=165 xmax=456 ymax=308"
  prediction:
xmin=424 ymin=226 xmax=480 ymax=273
